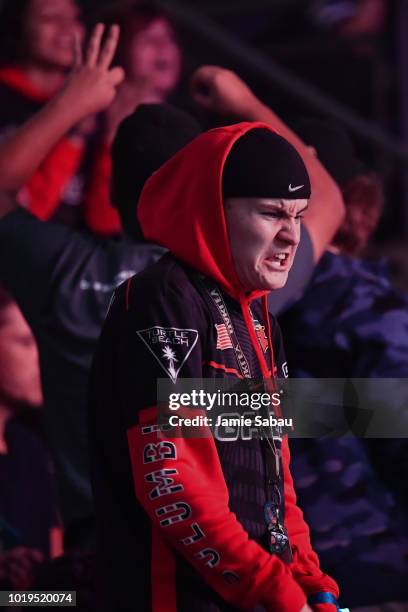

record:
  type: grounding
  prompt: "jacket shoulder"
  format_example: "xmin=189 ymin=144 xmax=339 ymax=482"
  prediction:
xmin=115 ymin=254 xmax=210 ymax=322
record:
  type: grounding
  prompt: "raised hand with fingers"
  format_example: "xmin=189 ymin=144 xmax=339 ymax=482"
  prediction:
xmin=0 ymin=24 xmax=125 ymax=198
xmin=60 ymin=23 xmax=125 ymax=124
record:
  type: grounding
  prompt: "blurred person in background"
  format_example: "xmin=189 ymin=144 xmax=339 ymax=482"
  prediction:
xmin=0 ymin=287 xmax=60 ymax=590
xmin=83 ymin=0 xmax=183 ymax=235
xmin=102 ymin=0 xmax=182 ymax=138
xmin=0 ymin=0 xmax=182 ymax=236
xmin=0 ymin=24 xmax=188 ymax=551
xmin=312 ymin=0 xmax=386 ymax=38
xmin=0 ymin=0 xmax=90 ymax=228
xmin=281 ymin=118 xmax=407 ymax=379
xmin=278 ymin=120 xmax=408 ymax=610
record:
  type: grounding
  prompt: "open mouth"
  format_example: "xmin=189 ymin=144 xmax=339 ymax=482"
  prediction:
xmin=268 ymin=253 xmax=290 ymax=267
xmin=154 ymin=59 xmax=171 ymax=72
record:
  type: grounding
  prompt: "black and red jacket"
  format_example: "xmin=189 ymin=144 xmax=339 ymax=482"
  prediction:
xmin=0 ymin=66 xmax=121 ymax=234
xmin=89 ymin=122 xmax=338 ymax=611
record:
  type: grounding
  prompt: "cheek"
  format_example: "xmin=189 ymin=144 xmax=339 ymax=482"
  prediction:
xmin=5 ymin=343 xmax=37 ymax=368
xmin=128 ymin=44 xmax=153 ymax=74
xmin=73 ymin=24 xmax=85 ymax=44
xmin=236 ymin=236 xmax=265 ymax=279
xmin=227 ymin=217 xmax=252 ymax=269
xmin=0 ymin=346 xmax=42 ymax=405
xmin=234 ymin=226 xmax=257 ymax=258
xmin=231 ymin=217 xmax=270 ymax=262
xmin=24 ymin=22 xmax=43 ymax=49
xmin=254 ymin=223 xmax=279 ymax=257
xmin=27 ymin=23 xmax=58 ymax=55
xmin=167 ymin=44 xmax=181 ymax=69
xmin=0 ymin=348 xmax=24 ymax=388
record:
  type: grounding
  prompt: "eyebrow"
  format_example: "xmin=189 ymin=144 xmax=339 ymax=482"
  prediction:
xmin=259 ymin=201 xmax=309 ymax=214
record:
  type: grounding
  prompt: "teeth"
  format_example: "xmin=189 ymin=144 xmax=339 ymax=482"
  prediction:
xmin=274 ymin=253 xmax=287 ymax=260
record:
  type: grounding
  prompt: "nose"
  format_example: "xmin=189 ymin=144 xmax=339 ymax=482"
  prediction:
xmin=59 ymin=17 xmax=83 ymax=36
xmin=276 ymin=219 xmax=300 ymax=247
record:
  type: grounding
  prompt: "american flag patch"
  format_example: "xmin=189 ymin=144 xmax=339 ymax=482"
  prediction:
xmin=215 ymin=323 xmax=233 ymax=350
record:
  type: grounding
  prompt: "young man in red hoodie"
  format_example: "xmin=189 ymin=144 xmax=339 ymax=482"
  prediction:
xmin=89 ymin=125 xmax=341 ymax=611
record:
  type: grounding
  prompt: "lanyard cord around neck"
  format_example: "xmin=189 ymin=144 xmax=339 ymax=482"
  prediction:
xmin=195 ymin=275 xmax=282 ymax=481
xmin=195 ymin=275 xmax=293 ymax=561
xmin=196 ymin=275 xmax=252 ymax=379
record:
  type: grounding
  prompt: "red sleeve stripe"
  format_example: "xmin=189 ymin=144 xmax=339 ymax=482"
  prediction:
xmin=139 ymin=406 xmax=159 ymax=424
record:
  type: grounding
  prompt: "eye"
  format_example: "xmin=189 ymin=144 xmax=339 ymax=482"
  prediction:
xmin=261 ymin=211 xmax=283 ymax=219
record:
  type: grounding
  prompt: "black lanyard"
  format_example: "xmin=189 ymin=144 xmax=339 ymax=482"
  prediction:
xmin=195 ymin=273 xmax=293 ymax=561
xmin=197 ymin=275 xmax=252 ymax=379
xmin=195 ymin=275 xmax=281 ymax=477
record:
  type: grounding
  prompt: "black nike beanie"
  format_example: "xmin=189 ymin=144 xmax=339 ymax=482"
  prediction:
xmin=222 ymin=128 xmax=311 ymax=201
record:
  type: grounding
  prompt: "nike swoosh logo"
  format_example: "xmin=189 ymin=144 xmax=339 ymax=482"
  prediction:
xmin=288 ymin=184 xmax=304 ymax=192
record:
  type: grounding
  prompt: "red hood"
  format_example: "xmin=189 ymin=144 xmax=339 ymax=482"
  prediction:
xmin=0 ymin=66 xmax=56 ymax=103
xmin=138 ymin=121 xmax=279 ymax=303
xmin=138 ymin=121 xmax=283 ymax=382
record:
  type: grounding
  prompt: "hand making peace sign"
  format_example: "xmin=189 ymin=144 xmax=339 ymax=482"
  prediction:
xmin=60 ymin=23 xmax=125 ymax=122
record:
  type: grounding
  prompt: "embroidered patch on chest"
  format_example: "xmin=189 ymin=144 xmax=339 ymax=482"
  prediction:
xmin=253 ymin=320 xmax=269 ymax=353
xmin=215 ymin=323 xmax=233 ymax=350
xmin=136 ymin=326 xmax=199 ymax=383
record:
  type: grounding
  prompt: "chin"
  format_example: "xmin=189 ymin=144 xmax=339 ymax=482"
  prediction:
xmin=41 ymin=52 xmax=73 ymax=69
xmin=57 ymin=53 xmax=75 ymax=68
xmin=24 ymin=392 xmax=43 ymax=409
xmin=156 ymin=76 xmax=178 ymax=96
xmin=265 ymin=273 xmax=288 ymax=291
xmin=248 ymin=277 xmax=288 ymax=292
